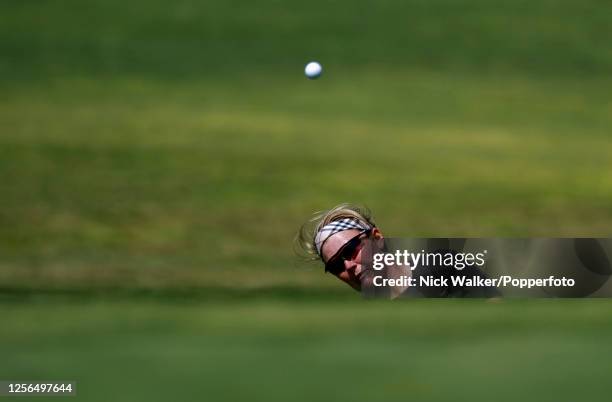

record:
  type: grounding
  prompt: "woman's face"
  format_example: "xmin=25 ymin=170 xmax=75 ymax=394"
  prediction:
xmin=321 ymin=228 xmax=380 ymax=291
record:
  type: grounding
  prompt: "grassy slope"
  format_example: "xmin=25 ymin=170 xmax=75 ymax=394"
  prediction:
xmin=1 ymin=0 xmax=611 ymax=290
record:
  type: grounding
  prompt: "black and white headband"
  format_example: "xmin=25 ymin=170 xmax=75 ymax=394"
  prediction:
xmin=315 ymin=218 xmax=372 ymax=256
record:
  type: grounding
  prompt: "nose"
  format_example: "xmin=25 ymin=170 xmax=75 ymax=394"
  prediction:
xmin=344 ymin=259 xmax=360 ymax=275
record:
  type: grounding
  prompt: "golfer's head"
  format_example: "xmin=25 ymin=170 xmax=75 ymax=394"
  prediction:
xmin=296 ymin=204 xmax=382 ymax=291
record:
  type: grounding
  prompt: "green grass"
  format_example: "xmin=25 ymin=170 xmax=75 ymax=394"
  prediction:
xmin=1 ymin=1 xmax=612 ymax=400
xmin=1 ymin=0 xmax=612 ymax=289
xmin=2 ymin=72 xmax=612 ymax=289
xmin=2 ymin=0 xmax=611 ymax=80
xmin=2 ymin=297 xmax=612 ymax=402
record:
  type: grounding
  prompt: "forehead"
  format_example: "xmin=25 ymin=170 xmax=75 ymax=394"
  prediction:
xmin=321 ymin=229 xmax=362 ymax=263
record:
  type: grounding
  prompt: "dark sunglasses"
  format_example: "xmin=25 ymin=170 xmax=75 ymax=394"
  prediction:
xmin=324 ymin=229 xmax=371 ymax=275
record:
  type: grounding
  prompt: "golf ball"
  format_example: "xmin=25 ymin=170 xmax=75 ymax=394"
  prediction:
xmin=305 ymin=61 xmax=322 ymax=79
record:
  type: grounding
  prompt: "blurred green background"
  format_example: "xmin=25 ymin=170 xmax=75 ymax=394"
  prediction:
xmin=1 ymin=0 xmax=612 ymax=401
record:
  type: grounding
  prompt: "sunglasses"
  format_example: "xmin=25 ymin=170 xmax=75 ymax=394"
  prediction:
xmin=324 ymin=229 xmax=371 ymax=275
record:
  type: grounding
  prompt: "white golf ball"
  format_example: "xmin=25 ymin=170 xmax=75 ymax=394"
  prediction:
xmin=304 ymin=61 xmax=322 ymax=79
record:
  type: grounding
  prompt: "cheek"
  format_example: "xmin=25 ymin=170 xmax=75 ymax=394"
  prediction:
xmin=337 ymin=271 xmax=350 ymax=282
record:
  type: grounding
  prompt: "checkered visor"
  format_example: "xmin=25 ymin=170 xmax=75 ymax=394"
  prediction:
xmin=315 ymin=218 xmax=372 ymax=256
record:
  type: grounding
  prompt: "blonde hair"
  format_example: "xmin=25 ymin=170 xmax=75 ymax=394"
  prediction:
xmin=294 ymin=203 xmax=376 ymax=261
